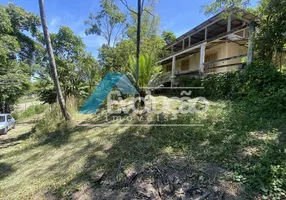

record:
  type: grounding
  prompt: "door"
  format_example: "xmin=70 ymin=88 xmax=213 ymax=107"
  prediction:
xmin=7 ymin=115 xmax=13 ymax=129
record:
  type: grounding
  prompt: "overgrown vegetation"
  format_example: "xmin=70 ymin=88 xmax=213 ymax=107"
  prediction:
xmin=31 ymin=104 xmax=73 ymax=140
xmin=175 ymin=60 xmax=286 ymax=198
xmin=178 ymin=60 xmax=286 ymax=113
xmin=13 ymin=104 xmax=48 ymax=120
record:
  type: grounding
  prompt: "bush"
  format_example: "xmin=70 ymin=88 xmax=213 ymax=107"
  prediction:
xmin=241 ymin=61 xmax=286 ymax=112
xmin=202 ymin=71 xmax=242 ymax=99
xmin=16 ymin=104 xmax=48 ymax=119
xmin=32 ymin=103 xmax=75 ymax=140
xmin=176 ymin=60 xmax=286 ymax=112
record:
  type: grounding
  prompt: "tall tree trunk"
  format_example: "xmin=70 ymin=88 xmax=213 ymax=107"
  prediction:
xmin=136 ymin=0 xmax=142 ymax=86
xmin=38 ymin=0 xmax=71 ymax=120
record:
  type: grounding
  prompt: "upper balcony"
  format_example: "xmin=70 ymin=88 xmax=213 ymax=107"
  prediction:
xmin=159 ymin=8 xmax=259 ymax=63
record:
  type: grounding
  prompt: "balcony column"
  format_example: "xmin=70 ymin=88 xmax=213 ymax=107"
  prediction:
xmin=242 ymin=21 xmax=246 ymax=38
xmin=227 ymin=15 xmax=232 ymax=39
xmin=227 ymin=15 xmax=232 ymax=32
xmin=171 ymin=56 xmax=176 ymax=87
xmin=199 ymin=42 xmax=207 ymax=74
xmin=247 ymin=22 xmax=255 ymax=65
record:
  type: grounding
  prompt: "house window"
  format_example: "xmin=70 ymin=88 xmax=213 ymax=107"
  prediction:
xmin=181 ymin=59 xmax=189 ymax=71
xmin=166 ymin=64 xmax=172 ymax=72
xmin=205 ymin=52 xmax=218 ymax=63
xmin=205 ymin=52 xmax=218 ymax=69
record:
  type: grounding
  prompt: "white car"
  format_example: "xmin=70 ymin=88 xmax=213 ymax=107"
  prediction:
xmin=0 ymin=114 xmax=16 ymax=134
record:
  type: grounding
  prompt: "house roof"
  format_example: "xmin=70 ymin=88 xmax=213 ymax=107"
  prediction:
xmin=164 ymin=7 xmax=259 ymax=49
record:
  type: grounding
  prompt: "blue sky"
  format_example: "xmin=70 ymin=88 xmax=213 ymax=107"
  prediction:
xmin=0 ymin=0 xmax=259 ymax=57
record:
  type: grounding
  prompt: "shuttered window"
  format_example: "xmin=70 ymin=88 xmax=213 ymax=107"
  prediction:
xmin=205 ymin=52 xmax=218 ymax=63
xmin=181 ymin=59 xmax=189 ymax=71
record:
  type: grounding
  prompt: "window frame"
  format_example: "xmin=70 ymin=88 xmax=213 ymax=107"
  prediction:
xmin=181 ymin=58 xmax=190 ymax=71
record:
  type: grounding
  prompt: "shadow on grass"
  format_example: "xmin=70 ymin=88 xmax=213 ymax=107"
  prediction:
xmin=35 ymin=126 xmax=96 ymax=148
xmin=0 ymin=162 xmax=14 ymax=181
xmin=0 ymin=131 xmax=33 ymax=149
xmin=2 ymin=100 xmax=285 ymax=199
xmin=56 ymin=100 xmax=285 ymax=199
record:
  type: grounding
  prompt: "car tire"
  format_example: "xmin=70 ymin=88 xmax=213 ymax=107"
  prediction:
xmin=12 ymin=124 xmax=16 ymax=129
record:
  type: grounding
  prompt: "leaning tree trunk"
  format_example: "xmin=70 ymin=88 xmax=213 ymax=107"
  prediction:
xmin=38 ymin=0 xmax=71 ymax=120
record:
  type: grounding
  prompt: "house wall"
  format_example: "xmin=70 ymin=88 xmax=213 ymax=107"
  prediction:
xmin=226 ymin=42 xmax=248 ymax=64
xmin=162 ymin=42 xmax=248 ymax=73
xmin=205 ymin=43 xmax=227 ymax=66
xmin=163 ymin=54 xmax=200 ymax=73
xmin=208 ymin=42 xmax=247 ymax=73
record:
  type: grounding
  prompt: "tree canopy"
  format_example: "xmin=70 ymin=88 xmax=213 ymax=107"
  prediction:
xmin=36 ymin=26 xmax=100 ymax=103
xmin=161 ymin=31 xmax=176 ymax=44
xmin=85 ymin=0 xmax=127 ymax=47
xmin=0 ymin=3 xmax=40 ymax=112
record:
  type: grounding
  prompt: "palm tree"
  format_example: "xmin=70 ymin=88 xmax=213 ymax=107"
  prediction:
xmin=38 ymin=0 xmax=71 ymax=120
xmin=128 ymin=54 xmax=162 ymax=87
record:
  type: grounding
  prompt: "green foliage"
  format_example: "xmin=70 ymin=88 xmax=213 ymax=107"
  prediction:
xmin=255 ymin=0 xmax=286 ymax=65
xmin=240 ymin=61 xmax=286 ymax=112
xmin=87 ymin=0 xmax=163 ymax=75
xmin=0 ymin=61 xmax=31 ymax=112
xmin=98 ymin=36 xmax=165 ymax=74
xmin=32 ymin=104 xmax=74 ymax=140
xmin=85 ymin=0 xmax=126 ymax=46
xmin=98 ymin=43 xmax=133 ymax=73
xmin=0 ymin=3 xmax=40 ymax=112
xmin=140 ymin=36 xmax=166 ymax=60
xmin=16 ymin=104 xmax=48 ymax=119
xmin=161 ymin=31 xmax=176 ymax=44
xmin=128 ymin=54 xmax=162 ymax=87
xmin=52 ymin=27 xmax=93 ymax=99
xmin=126 ymin=3 xmax=160 ymax=42
xmin=35 ymin=77 xmax=57 ymax=104
xmin=178 ymin=61 xmax=286 ymax=113
xmin=203 ymin=0 xmax=250 ymax=15
xmin=36 ymin=26 xmax=100 ymax=102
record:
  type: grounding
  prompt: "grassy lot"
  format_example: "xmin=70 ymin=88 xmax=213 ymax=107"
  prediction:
xmin=0 ymin=97 xmax=285 ymax=199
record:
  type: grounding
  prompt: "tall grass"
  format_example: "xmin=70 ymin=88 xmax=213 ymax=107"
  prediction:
xmin=32 ymin=100 xmax=77 ymax=140
xmin=13 ymin=104 xmax=48 ymax=120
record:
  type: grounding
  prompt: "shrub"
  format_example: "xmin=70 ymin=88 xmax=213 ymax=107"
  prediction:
xmin=176 ymin=60 xmax=286 ymax=113
xmin=202 ymin=71 xmax=242 ymax=99
xmin=32 ymin=104 xmax=74 ymax=140
xmin=241 ymin=61 xmax=286 ymax=112
xmin=16 ymin=104 xmax=48 ymax=120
